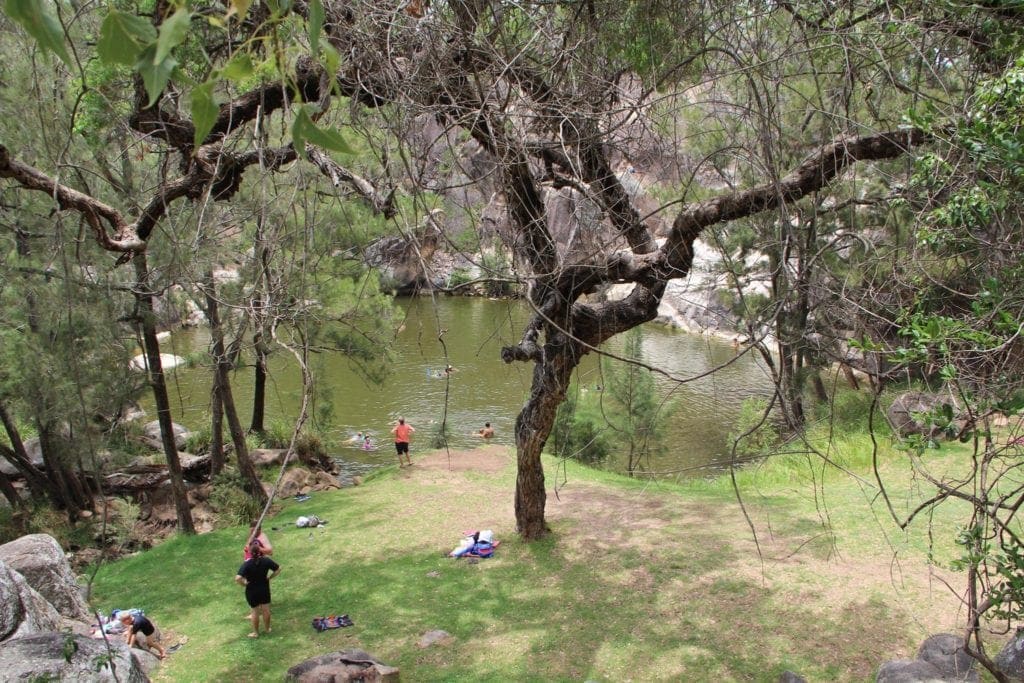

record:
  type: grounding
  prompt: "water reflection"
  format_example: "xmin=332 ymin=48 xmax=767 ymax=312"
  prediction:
xmin=154 ymin=297 xmax=774 ymax=480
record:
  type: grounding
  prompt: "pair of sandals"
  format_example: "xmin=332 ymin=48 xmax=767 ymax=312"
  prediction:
xmin=312 ymin=614 xmax=354 ymax=631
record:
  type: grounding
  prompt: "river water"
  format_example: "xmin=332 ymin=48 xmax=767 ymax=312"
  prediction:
xmin=154 ymin=297 xmax=775 ymax=480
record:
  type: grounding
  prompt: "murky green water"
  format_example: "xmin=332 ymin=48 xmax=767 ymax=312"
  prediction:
xmin=152 ymin=297 xmax=774 ymax=480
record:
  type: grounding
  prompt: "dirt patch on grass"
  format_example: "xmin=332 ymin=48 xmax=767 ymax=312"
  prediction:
xmin=412 ymin=444 xmax=509 ymax=474
xmin=405 ymin=447 xmax=966 ymax=679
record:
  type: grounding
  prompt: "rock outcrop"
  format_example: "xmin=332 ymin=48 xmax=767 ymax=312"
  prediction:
xmin=286 ymin=649 xmax=398 ymax=682
xmin=876 ymin=633 xmax=978 ymax=682
xmin=0 ymin=534 xmax=90 ymax=621
xmin=0 ymin=633 xmax=148 ymax=683
xmin=996 ymin=629 xmax=1024 ymax=682
xmin=886 ymin=392 xmax=963 ymax=439
xmin=0 ymin=561 xmax=62 ymax=643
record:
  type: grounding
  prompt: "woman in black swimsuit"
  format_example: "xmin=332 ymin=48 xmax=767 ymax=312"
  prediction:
xmin=235 ymin=541 xmax=281 ymax=638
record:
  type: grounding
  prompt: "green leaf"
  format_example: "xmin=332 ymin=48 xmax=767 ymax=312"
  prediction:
xmin=291 ymin=107 xmax=311 ymax=158
xmin=135 ymin=44 xmax=177 ymax=108
xmin=321 ymin=42 xmax=340 ymax=78
xmin=221 ymin=52 xmax=254 ymax=82
xmin=154 ymin=8 xmax=191 ymax=65
xmin=4 ymin=0 xmax=72 ymax=66
xmin=291 ymin=106 xmax=353 ymax=157
xmin=309 ymin=0 xmax=324 ymax=56
xmin=98 ymin=10 xmax=156 ymax=66
xmin=191 ymin=81 xmax=219 ymax=148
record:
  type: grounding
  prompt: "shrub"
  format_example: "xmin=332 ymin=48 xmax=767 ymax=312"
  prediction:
xmin=184 ymin=425 xmax=212 ymax=454
xmin=0 ymin=503 xmax=73 ymax=547
xmin=813 ymin=387 xmax=884 ymax=432
xmin=209 ymin=473 xmax=262 ymax=527
xmin=552 ymin=393 xmax=611 ymax=466
xmin=728 ymin=397 xmax=780 ymax=458
xmin=261 ymin=420 xmax=293 ymax=449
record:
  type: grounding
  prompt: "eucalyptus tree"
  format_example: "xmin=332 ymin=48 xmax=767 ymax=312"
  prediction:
xmin=1 ymin=2 xmax=1018 ymax=551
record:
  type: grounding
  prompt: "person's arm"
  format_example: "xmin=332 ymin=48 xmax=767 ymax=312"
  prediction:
xmin=269 ymin=567 xmax=281 ymax=581
xmin=235 ymin=573 xmax=247 ymax=587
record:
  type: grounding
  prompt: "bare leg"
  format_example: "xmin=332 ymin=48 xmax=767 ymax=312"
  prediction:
xmin=261 ymin=604 xmax=271 ymax=633
xmin=248 ymin=609 xmax=259 ymax=637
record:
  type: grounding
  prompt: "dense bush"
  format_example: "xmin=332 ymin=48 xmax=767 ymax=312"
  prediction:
xmin=209 ymin=473 xmax=261 ymax=527
xmin=551 ymin=393 xmax=611 ymax=465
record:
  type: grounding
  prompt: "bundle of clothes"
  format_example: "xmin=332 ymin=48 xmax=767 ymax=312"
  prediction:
xmin=448 ymin=529 xmax=498 ymax=558
xmin=295 ymin=514 xmax=326 ymax=528
xmin=312 ymin=614 xmax=354 ymax=631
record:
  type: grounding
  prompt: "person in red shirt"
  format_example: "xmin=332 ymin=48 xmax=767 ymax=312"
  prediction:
xmin=391 ymin=417 xmax=415 ymax=467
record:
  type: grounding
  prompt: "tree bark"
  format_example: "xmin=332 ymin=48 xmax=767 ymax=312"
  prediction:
xmin=513 ymin=334 xmax=581 ymax=538
xmin=210 ymin=377 xmax=225 ymax=476
xmin=36 ymin=423 xmax=92 ymax=515
xmin=0 ymin=400 xmax=56 ymax=501
xmin=0 ymin=469 xmax=20 ymax=509
xmin=250 ymin=342 xmax=268 ymax=435
xmin=204 ymin=273 xmax=267 ymax=505
xmin=134 ymin=254 xmax=195 ymax=534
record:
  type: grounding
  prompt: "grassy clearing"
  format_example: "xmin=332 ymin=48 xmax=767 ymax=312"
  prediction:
xmin=90 ymin=440 xmax=976 ymax=682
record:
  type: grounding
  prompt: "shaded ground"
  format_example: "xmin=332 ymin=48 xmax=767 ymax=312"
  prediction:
xmin=407 ymin=446 xmax=964 ymax=678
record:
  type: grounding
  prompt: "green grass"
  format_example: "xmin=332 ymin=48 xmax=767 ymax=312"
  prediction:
xmin=87 ymin=437 xmax=986 ymax=682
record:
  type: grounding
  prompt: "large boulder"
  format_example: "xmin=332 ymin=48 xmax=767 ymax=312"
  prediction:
xmin=277 ymin=467 xmax=311 ymax=498
xmin=142 ymin=421 xmax=190 ymax=450
xmin=918 ymin=633 xmax=977 ymax=681
xmin=0 ymin=534 xmax=90 ymax=621
xmin=996 ymin=629 xmax=1024 ymax=682
xmin=251 ymin=449 xmax=288 ymax=467
xmin=877 ymin=633 xmax=979 ymax=682
xmin=0 ymin=561 xmax=62 ymax=642
xmin=286 ymin=649 xmax=398 ymax=682
xmin=0 ymin=633 xmax=148 ymax=682
xmin=886 ymin=392 xmax=962 ymax=439
xmin=876 ymin=658 xmax=948 ymax=682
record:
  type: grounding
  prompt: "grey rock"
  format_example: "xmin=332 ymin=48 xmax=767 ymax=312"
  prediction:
xmin=0 ymin=632 xmax=148 ymax=682
xmin=917 ymin=633 xmax=977 ymax=681
xmin=0 ymin=534 xmax=90 ymax=620
xmin=142 ymin=420 xmax=190 ymax=450
xmin=286 ymin=649 xmax=398 ymax=682
xmin=996 ymin=629 xmax=1024 ymax=682
xmin=250 ymin=448 xmax=288 ymax=467
xmin=277 ymin=467 xmax=311 ymax=498
xmin=877 ymin=658 xmax=951 ymax=682
xmin=0 ymin=561 xmax=62 ymax=642
xmin=886 ymin=392 xmax=962 ymax=439
xmin=0 ymin=438 xmax=44 ymax=477
xmin=779 ymin=672 xmax=807 ymax=683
